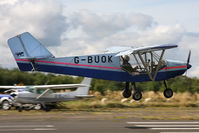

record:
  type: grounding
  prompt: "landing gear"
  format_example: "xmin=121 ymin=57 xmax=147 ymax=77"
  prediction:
xmin=164 ymin=88 xmax=173 ymax=98
xmin=41 ymin=103 xmax=51 ymax=112
xmin=16 ymin=106 xmax=23 ymax=112
xmin=122 ymin=82 xmax=142 ymax=101
xmin=122 ymin=82 xmax=131 ymax=98
xmin=163 ymin=80 xmax=173 ymax=98
xmin=132 ymin=82 xmax=142 ymax=101
xmin=44 ymin=106 xmax=51 ymax=112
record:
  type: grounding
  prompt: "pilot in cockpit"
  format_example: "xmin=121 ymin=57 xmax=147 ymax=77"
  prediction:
xmin=121 ymin=55 xmax=138 ymax=74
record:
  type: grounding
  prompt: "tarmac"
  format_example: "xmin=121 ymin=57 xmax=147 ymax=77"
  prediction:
xmin=0 ymin=107 xmax=199 ymax=133
xmin=1 ymin=119 xmax=199 ymax=133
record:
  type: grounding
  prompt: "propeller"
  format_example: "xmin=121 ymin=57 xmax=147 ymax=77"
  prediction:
xmin=187 ymin=50 xmax=191 ymax=69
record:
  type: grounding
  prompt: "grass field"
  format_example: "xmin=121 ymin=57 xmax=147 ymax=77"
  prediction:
xmin=0 ymin=91 xmax=199 ymax=121
xmin=57 ymin=91 xmax=199 ymax=110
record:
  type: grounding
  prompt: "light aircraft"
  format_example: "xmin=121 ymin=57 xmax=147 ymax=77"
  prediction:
xmin=8 ymin=32 xmax=191 ymax=101
xmin=0 ymin=78 xmax=92 ymax=111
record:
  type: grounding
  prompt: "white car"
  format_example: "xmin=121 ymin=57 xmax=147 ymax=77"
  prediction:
xmin=0 ymin=95 xmax=13 ymax=110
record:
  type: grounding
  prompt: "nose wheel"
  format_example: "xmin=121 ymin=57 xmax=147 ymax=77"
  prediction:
xmin=163 ymin=80 xmax=173 ymax=98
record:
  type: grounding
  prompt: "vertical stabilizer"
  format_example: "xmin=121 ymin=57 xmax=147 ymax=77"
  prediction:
xmin=75 ymin=78 xmax=92 ymax=95
xmin=7 ymin=32 xmax=54 ymax=71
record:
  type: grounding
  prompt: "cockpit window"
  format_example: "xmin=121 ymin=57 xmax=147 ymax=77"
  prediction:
xmin=24 ymin=87 xmax=34 ymax=93
xmin=120 ymin=51 xmax=167 ymax=75
xmin=37 ymin=89 xmax=45 ymax=94
xmin=36 ymin=89 xmax=53 ymax=94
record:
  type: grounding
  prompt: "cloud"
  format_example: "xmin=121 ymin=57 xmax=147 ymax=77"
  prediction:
xmin=67 ymin=10 xmax=155 ymax=40
xmin=136 ymin=24 xmax=185 ymax=45
xmin=0 ymin=0 xmax=67 ymax=68
xmin=0 ymin=0 xmax=18 ymax=5
xmin=0 ymin=0 xmax=67 ymax=46
xmin=189 ymin=66 xmax=199 ymax=77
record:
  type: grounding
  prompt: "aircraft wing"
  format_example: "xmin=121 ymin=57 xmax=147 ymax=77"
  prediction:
xmin=33 ymin=84 xmax=88 ymax=89
xmin=115 ymin=44 xmax=177 ymax=56
xmin=0 ymin=84 xmax=87 ymax=89
xmin=0 ymin=86 xmax=27 ymax=89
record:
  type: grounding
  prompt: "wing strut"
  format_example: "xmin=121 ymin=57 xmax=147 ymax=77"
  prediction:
xmin=137 ymin=52 xmax=153 ymax=80
xmin=152 ymin=49 xmax=165 ymax=81
xmin=36 ymin=89 xmax=50 ymax=100
xmin=137 ymin=50 xmax=165 ymax=81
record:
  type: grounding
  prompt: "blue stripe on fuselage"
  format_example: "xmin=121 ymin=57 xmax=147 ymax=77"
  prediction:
xmin=17 ymin=62 xmax=186 ymax=82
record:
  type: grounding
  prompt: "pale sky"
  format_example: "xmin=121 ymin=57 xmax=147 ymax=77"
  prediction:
xmin=0 ymin=0 xmax=199 ymax=77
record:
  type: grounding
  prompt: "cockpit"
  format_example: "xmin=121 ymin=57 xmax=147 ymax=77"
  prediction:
xmin=120 ymin=51 xmax=167 ymax=76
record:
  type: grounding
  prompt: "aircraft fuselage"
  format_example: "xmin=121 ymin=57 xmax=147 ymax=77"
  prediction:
xmin=15 ymin=53 xmax=187 ymax=82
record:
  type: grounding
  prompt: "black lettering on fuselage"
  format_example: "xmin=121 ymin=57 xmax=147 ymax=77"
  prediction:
xmin=87 ymin=55 xmax=113 ymax=63
xmin=108 ymin=56 xmax=112 ymax=63
xmin=74 ymin=57 xmax=79 ymax=64
xmin=88 ymin=56 xmax=93 ymax=63
xmin=101 ymin=56 xmax=106 ymax=63
xmin=74 ymin=55 xmax=113 ymax=64
xmin=95 ymin=56 xmax=100 ymax=63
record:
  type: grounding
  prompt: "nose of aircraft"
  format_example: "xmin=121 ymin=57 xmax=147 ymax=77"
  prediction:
xmin=187 ymin=64 xmax=192 ymax=69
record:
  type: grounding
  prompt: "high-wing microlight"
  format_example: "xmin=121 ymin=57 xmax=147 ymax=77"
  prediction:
xmin=8 ymin=32 xmax=191 ymax=101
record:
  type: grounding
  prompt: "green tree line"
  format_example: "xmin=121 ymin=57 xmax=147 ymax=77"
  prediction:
xmin=0 ymin=67 xmax=199 ymax=94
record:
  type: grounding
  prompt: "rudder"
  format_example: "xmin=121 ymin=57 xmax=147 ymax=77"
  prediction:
xmin=8 ymin=32 xmax=54 ymax=71
xmin=75 ymin=78 xmax=92 ymax=95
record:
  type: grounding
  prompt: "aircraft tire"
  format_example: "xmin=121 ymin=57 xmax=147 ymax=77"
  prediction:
xmin=44 ymin=106 xmax=51 ymax=112
xmin=1 ymin=100 xmax=11 ymax=110
xmin=164 ymin=88 xmax=173 ymax=98
xmin=18 ymin=107 xmax=22 ymax=112
xmin=122 ymin=89 xmax=131 ymax=98
xmin=132 ymin=91 xmax=142 ymax=101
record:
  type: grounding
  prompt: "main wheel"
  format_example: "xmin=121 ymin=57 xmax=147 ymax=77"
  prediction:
xmin=1 ymin=100 xmax=11 ymax=110
xmin=122 ymin=89 xmax=132 ymax=98
xmin=132 ymin=91 xmax=142 ymax=101
xmin=18 ymin=107 xmax=23 ymax=112
xmin=44 ymin=106 xmax=51 ymax=112
xmin=163 ymin=88 xmax=173 ymax=98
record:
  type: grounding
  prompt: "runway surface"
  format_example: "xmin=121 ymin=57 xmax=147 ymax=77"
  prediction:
xmin=0 ymin=107 xmax=199 ymax=133
xmin=1 ymin=119 xmax=199 ymax=133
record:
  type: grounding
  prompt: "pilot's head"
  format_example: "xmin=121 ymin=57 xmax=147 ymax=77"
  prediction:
xmin=123 ymin=55 xmax=130 ymax=62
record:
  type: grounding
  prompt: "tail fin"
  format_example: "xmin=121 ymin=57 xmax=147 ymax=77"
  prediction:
xmin=7 ymin=32 xmax=54 ymax=71
xmin=74 ymin=78 xmax=92 ymax=96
